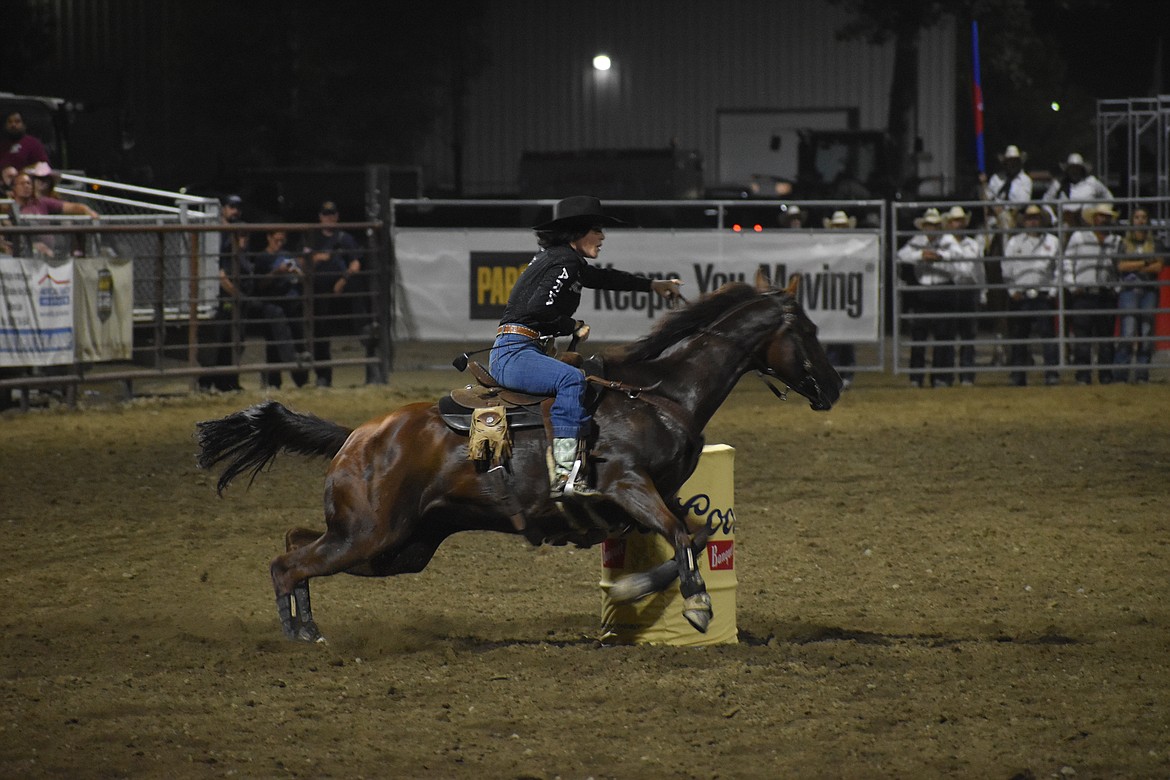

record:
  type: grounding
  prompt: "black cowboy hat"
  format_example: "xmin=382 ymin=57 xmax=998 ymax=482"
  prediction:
xmin=532 ymin=195 xmax=628 ymax=231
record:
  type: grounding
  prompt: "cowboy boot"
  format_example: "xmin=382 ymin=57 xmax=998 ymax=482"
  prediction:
xmin=550 ymin=437 xmax=600 ymax=500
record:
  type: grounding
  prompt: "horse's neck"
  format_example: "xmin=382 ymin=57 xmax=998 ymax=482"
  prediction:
xmin=650 ymin=325 xmax=769 ymax=430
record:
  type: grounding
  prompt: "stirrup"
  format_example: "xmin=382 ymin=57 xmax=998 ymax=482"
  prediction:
xmin=551 ymin=460 xmax=601 ymax=501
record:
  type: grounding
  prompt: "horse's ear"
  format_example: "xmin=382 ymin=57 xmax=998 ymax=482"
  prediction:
xmin=754 ymin=268 xmax=772 ymax=292
xmin=784 ymin=275 xmax=800 ymax=296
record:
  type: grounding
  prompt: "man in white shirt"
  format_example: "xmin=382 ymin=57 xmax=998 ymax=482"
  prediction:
xmin=943 ymin=206 xmax=984 ymax=385
xmin=1044 ymin=153 xmax=1113 ymax=236
xmin=897 ymin=207 xmax=965 ymax=387
xmin=980 ymin=144 xmax=1032 ymax=251
xmin=1062 ymin=202 xmax=1121 ymax=384
xmin=1002 ymin=204 xmax=1062 ymax=386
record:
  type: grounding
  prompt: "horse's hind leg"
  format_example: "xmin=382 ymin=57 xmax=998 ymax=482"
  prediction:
xmin=274 ymin=527 xmax=326 ymax=642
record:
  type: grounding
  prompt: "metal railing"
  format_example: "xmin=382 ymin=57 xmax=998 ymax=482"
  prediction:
xmin=1 ymin=219 xmax=392 ymax=409
xmin=891 ymin=197 xmax=1169 ymax=385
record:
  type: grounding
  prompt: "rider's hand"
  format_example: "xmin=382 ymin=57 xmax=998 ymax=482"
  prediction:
xmin=652 ymin=278 xmax=683 ymax=301
xmin=574 ymin=321 xmax=591 ymax=342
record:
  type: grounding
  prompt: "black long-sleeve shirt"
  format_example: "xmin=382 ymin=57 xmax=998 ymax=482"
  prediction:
xmin=498 ymin=245 xmax=652 ymax=336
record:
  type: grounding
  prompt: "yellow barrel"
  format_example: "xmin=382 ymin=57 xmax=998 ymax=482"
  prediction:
xmin=599 ymin=444 xmax=737 ymax=646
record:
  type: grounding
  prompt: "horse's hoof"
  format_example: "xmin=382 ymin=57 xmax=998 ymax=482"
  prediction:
xmin=682 ymin=593 xmax=713 ymax=634
xmin=295 ymin=622 xmax=327 ymax=643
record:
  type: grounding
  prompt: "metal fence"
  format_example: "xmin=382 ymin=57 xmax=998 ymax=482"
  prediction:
xmin=891 ymin=197 xmax=1170 ymax=386
xmin=1 ymin=218 xmax=391 ymax=409
xmin=5 ymin=190 xmax=1166 ymax=409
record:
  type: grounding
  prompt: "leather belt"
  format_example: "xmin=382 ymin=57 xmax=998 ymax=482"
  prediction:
xmin=496 ymin=323 xmax=540 ymax=339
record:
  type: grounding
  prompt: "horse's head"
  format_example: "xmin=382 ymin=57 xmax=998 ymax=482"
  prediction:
xmin=754 ymin=271 xmax=842 ymax=411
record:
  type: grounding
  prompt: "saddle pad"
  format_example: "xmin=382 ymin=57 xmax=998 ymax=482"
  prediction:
xmin=438 ymin=393 xmax=545 ymax=433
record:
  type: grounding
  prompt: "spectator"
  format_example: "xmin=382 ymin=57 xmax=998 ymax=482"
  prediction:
xmin=218 ymin=194 xmax=243 ymax=254
xmin=980 ymin=144 xmax=1032 ymax=253
xmin=821 ymin=209 xmax=857 ymax=388
xmin=0 ymin=111 xmax=49 ymax=173
xmin=25 ymin=161 xmax=59 ymax=198
xmin=197 ymin=196 xmax=247 ymax=392
xmin=1044 ymin=153 xmax=1113 ymax=236
xmin=301 ymin=200 xmax=359 ymax=387
xmin=198 ymin=231 xmax=250 ymax=393
xmin=778 ymin=204 xmax=804 ymax=229
xmin=254 ymin=229 xmax=309 ymax=389
xmin=943 ymin=206 xmax=985 ymax=386
xmin=1113 ymin=206 xmax=1164 ymax=383
xmin=1062 ymin=202 xmax=1121 ymax=385
xmin=1001 ymin=204 xmax=1062 ymax=386
xmin=897 ymin=207 xmax=962 ymax=387
xmin=6 ymin=170 xmax=97 ymax=257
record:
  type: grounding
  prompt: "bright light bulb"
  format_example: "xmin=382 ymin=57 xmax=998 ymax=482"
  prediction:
xmin=1050 ymin=101 xmax=1061 ymax=112
xmin=593 ymin=54 xmax=611 ymax=71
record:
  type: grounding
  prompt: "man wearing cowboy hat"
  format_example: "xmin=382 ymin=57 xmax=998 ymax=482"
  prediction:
xmin=980 ymin=144 xmax=1032 ymax=240
xmin=896 ymin=207 xmax=967 ymax=387
xmin=822 ymin=210 xmax=856 ymax=229
xmin=943 ymin=206 xmax=985 ymax=385
xmin=1043 ymin=153 xmax=1113 ymax=233
xmin=1062 ymin=202 xmax=1121 ymax=384
xmin=490 ymin=196 xmax=682 ymax=500
xmin=1002 ymin=204 xmax=1062 ymax=386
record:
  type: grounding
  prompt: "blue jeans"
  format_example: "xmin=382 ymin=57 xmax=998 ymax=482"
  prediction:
xmin=489 ymin=333 xmax=587 ymax=438
xmin=1114 ymin=287 xmax=1158 ymax=381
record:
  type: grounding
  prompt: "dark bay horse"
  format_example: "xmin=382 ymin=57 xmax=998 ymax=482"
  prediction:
xmin=196 ymin=273 xmax=841 ymax=642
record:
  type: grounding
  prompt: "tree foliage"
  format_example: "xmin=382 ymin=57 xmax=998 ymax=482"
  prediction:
xmin=829 ymin=0 xmax=1108 ymax=194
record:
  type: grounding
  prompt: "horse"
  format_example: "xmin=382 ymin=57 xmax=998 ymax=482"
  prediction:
xmin=195 ymin=271 xmax=842 ymax=642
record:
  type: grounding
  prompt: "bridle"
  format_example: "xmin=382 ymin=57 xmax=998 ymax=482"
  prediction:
xmin=696 ymin=292 xmax=825 ymax=406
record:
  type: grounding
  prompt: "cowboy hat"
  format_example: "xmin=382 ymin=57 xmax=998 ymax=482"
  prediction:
xmin=943 ymin=206 xmax=971 ymax=226
xmin=998 ymin=144 xmax=1027 ymax=162
xmin=1020 ymin=203 xmax=1050 ymax=226
xmin=913 ymin=208 xmax=943 ymax=229
xmin=23 ymin=161 xmax=59 ymax=179
xmin=1081 ymin=202 xmax=1118 ymax=223
xmin=533 ymin=195 xmax=627 ymax=231
xmin=823 ymin=210 xmax=856 ymax=229
xmin=1061 ymin=152 xmax=1090 ymax=171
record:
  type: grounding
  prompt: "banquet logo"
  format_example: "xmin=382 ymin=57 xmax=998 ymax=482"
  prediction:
xmin=707 ymin=540 xmax=734 ymax=571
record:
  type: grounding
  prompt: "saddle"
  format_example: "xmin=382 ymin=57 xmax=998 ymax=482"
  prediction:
xmin=439 ymin=362 xmax=550 ymax=433
xmin=439 ymin=357 xmax=609 ymax=433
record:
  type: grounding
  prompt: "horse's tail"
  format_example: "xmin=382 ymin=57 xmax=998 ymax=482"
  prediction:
xmin=195 ymin=400 xmax=352 ymax=495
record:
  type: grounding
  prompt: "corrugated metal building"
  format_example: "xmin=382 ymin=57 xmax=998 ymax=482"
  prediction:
xmin=429 ymin=0 xmax=958 ymax=197
xmin=16 ymin=0 xmax=957 ymax=198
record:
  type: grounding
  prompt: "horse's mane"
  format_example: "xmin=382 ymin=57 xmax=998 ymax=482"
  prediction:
xmin=605 ymin=282 xmax=763 ymax=365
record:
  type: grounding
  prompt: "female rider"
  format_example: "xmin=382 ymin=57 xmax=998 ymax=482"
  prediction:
xmin=490 ymin=196 xmax=681 ymax=500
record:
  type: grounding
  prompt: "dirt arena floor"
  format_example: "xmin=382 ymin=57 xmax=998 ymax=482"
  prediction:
xmin=2 ymin=352 xmax=1169 ymax=779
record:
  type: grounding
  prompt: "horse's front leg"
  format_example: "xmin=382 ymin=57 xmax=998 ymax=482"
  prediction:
xmin=605 ymin=474 xmax=713 ymax=633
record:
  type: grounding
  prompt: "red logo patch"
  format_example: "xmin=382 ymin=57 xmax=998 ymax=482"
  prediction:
xmin=601 ymin=538 xmax=626 ymax=569
xmin=707 ymin=540 xmax=734 ymax=571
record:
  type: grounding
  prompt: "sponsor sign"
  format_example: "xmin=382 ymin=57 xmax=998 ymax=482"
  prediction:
xmin=393 ymin=229 xmax=881 ymax=343
xmin=0 ymin=257 xmax=74 ymax=367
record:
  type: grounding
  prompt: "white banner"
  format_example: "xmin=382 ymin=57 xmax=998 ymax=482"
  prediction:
xmin=392 ymin=229 xmax=880 ymax=343
xmin=0 ymin=256 xmax=74 ymax=367
xmin=73 ymin=256 xmax=134 ymax=362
